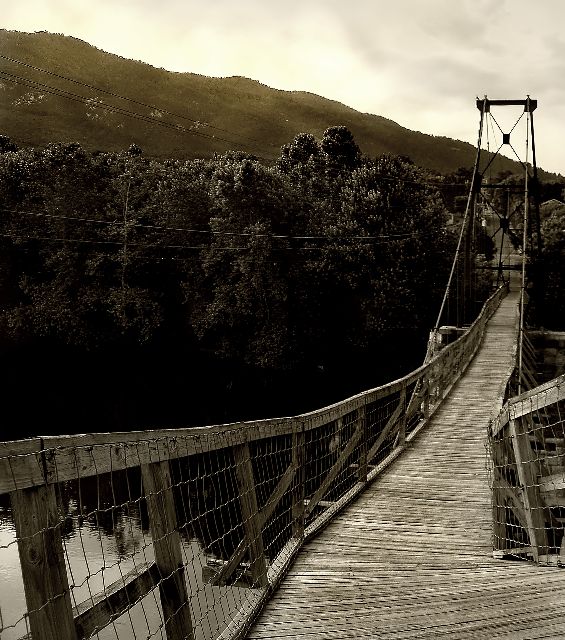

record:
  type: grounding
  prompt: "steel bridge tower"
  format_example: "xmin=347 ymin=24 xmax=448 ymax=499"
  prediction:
xmin=435 ymin=96 xmax=542 ymax=334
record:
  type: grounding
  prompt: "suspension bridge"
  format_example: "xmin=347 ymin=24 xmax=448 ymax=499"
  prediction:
xmin=2 ymin=97 xmax=565 ymax=640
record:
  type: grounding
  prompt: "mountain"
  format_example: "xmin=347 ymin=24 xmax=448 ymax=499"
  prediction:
xmin=0 ymin=30 xmax=554 ymax=177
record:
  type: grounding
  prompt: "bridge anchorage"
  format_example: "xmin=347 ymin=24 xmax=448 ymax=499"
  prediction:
xmin=2 ymin=97 xmax=565 ymax=640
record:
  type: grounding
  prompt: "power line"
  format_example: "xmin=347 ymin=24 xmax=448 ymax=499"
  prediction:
xmin=0 ymin=53 xmax=272 ymax=149
xmin=0 ymin=224 xmax=456 ymax=258
xmin=1 ymin=208 xmax=460 ymax=242
xmin=0 ymin=59 xmax=509 ymax=183
xmin=0 ymin=230 xmax=247 ymax=251
xmin=0 ymin=70 xmax=251 ymax=150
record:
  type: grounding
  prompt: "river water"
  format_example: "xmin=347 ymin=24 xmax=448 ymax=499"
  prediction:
xmin=0 ymin=497 xmax=246 ymax=640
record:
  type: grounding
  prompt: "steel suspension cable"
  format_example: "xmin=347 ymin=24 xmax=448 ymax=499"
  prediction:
xmin=433 ymin=99 xmax=486 ymax=331
xmin=517 ymin=99 xmax=531 ymax=394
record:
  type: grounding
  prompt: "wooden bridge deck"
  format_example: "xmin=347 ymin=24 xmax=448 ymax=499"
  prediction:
xmin=248 ymin=289 xmax=565 ymax=639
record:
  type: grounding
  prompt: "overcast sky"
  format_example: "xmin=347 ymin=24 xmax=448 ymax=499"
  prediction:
xmin=3 ymin=0 xmax=565 ymax=175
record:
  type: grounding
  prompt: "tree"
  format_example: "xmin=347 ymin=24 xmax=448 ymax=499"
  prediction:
xmin=541 ymin=207 xmax=565 ymax=328
xmin=321 ymin=126 xmax=361 ymax=171
xmin=0 ymin=135 xmax=18 ymax=153
xmin=190 ymin=156 xmax=294 ymax=368
xmin=278 ymin=133 xmax=322 ymax=172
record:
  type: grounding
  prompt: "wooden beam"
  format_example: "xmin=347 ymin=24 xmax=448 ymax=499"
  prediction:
xmin=304 ymin=420 xmax=365 ymax=518
xmin=10 ymin=483 xmax=77 ymax=640
xmin=209 ymin=459 xmax=295 ymax=587
xmin=493 ymin=473 xmax=528 ymax=531
xmin=366 ymin=394 xmax=405 ymax=464
xmin=74 ymin=562 xmax=160 ymax=639
xmin=356 ymin=405 xmax=368 ymax=483
xmin=538 ymin=472 xmax=565 ymax=493
xmin=509 ymin=419 xmax=549 ymax=561
xmin=396 ymin=387 xmax=407 ymax=447
xmin=493 ymin=546 xmax=533 ymax=559
xmin=233 ymin=443 xmax=268 ymax=588
xmin=202 ymin=563 xmax=255 ymax=589
xmin=142 ymin=460 xmax=194 ymax=640
xmin=292 ymin=426 xmax=305 ymax=540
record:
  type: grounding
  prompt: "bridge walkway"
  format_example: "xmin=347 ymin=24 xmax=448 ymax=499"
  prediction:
xmin=248 ymin=288 xmax=565 ymax=639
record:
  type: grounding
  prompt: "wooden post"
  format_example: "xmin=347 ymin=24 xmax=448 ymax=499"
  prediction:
xmin=422 ymin=376 xmax=430 ymax=420
xmin=509 ymin=419 xmax=548 ymax=561
xmin=292 ymin=424 xmax=305 ymax=540
xmin=10 ymin=484 xmax=77 ymax=640
xmin=397 ymin=387 xmax=407 ymax=447
xmin=490 ymin=436 xmax=509 ymax=552
xmin=357 ymin=405 xmax=368 ymax=483
xmin=233 ymin=442 xmax=268 ymax=588
xmin=141 ymin=460 xmax=194 ymax=640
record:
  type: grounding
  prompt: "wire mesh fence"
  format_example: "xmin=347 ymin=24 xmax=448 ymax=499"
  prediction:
xmin=0 ymin=284 xmax=508 ymax=640
xmin=489 ymin=373 xmax=565 ymax=566
xmin=489 ymin=376 xmax=565 ymax=565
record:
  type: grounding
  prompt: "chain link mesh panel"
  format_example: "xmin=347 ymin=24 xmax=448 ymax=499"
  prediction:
xmin=489 ymin=375 xmax=565 ymax=565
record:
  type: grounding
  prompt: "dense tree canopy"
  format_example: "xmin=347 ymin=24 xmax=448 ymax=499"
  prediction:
xmin=541 ymin=202 xmax=565 ymax=328
xmin=0 ymin=129 xmax=486 ymax=434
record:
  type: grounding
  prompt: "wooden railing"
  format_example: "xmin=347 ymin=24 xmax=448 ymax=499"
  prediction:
xmin=0 ymin=284 xmax=508 ymax=640
xmin=489 ymin=372 xmax=565 ymax=565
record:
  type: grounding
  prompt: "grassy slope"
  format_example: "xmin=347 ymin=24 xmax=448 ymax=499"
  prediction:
xmin=0 ymin=29 xmax=552 ymax=176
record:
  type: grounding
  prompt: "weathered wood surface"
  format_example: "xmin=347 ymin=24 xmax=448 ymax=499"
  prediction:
xmin=11 ymin=483 xmax=77 ymax=640
xmin=74 ymin=561 xmax=160 ymax=639
xmin=141 ymin=460 xmax=194 ymax=640
xmin=248 ymin=289 xmax=565 ymax=639
xmin=233 ymin=443 xmax=269 ymax=588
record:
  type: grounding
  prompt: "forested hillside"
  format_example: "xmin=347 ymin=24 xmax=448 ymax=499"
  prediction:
xmin=0 ymin=128 xmax=472 ymax=438
xmin=0 ymin=29 xmax=551 ymax=176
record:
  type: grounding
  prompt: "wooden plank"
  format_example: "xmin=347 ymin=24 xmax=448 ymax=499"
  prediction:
xmin=10 ymin=483 xmax=77 ymax=640
xmin=233 ymin=443 xmax=268 ymax=588
xmin=74 ymin=561 xmax=160 ymax=639
xmin=493 ymin=546 xmax=533 ymax=559
xmin=490 ymin=370 xmax=565 ymax=437
xmin=538 ymin=472 xmax=565 ymax=492
xmin=41 ymin=421 xmax=296 ymax=488
xmin=248 ymin=288 xmax=552 ymax=640
xmin=492 ymin=481 xmax=508 ymax=552
xmin=0 ymin=439 xmax=45 ymax=495
xmin=141 ymin=460 xmax=194 ymax=640
xmin=508 ymin=374 xmax=565 ymax=416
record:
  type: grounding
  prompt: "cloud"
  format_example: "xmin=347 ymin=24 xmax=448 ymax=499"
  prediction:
xmin=2 ymin=0 xmax=564 ymax=172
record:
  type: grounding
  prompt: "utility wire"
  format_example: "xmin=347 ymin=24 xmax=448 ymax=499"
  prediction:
xmin=0 ymin=53 xmax=271 ymax=148
xmin=1 ymin=208 xmax=460 ymax=242
xmin=0 ymin=220 xmax=456 ymax=253
xmin=1 ymin=58 xmax=508 ymax=184
xmin=0 ymin=70 xmax=252 ymax=150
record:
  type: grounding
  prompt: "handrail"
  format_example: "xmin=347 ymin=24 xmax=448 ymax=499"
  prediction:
xmin=489 ymin=370 xmax=565 ymax=564
xmin=0 ymin=283 xmax=508 ymax=640
xmin=490 ymin=373 xmax=565 ymax=437
xmin=0 ymin=283 xmax=509 ymax=493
